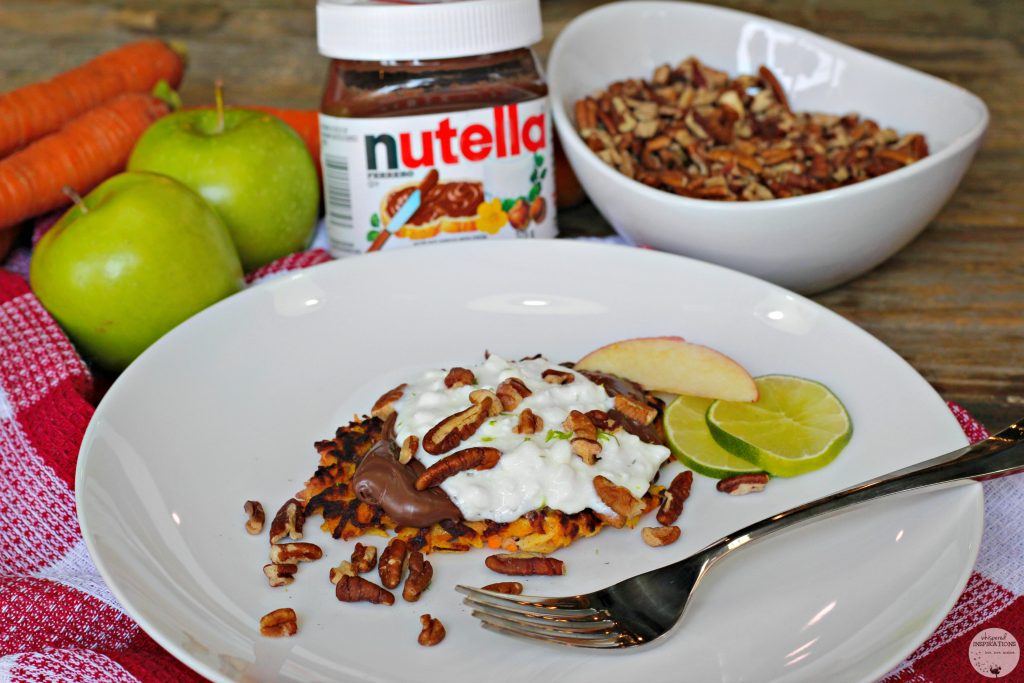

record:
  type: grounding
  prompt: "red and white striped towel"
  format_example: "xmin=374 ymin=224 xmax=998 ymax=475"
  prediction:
xmin=1 ymin=248 xmax=1021 ymax=682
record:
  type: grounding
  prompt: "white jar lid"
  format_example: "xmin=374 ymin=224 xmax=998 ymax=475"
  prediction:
xmin=316 ymin=0 xmax=542 ymax=61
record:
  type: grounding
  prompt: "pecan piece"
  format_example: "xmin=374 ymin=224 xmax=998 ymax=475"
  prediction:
xmin=268 ymin=498 xmax=305 ymax=543
xmin=329 ymin=560 xmax=355 ymax=584
xmin=512 ymin=408 xmax=544 ymax=435
xmin=541 ymin=368 xmax=575 ymax=384
xmin=469 ymin=389 xmax=503 ymax=416
xmin=399 ymin=435 xmax=418 ymax=465
xmin=564 ymin=410 xmax=601 ymax=464
xmin=571 ymin=437 xmax=602 ymax=465
xmin=259 ymin=608 xmax=297 ymax=637
xmin=371 ymin=383 xmax=406 ymax=420
xmin=485 ymin=552 xmax=565 ymax=576
xmin=613 ymin=395 xmax=658 ymax=426
xmin=444 ymin=367 xmax=476 ymax=388
xmin=482 ymin=581 xmax=524 ymax=595
xmin=378 ymin=538 xmax=409 ymax=589
xmin=263 ymin=563 xmax=298 ymax=587
xmin=351 ymin=543 xmax=378 ymax=573
xmin=269 ymin=542 xmax=322 ymax=563
xmin=422 ymin=401 xmax=490 ymax=455
xmin=592 ymin=475 xmax=643 ymax=528
xmin=642 ymin=526 xmax=681 ymax=547
xmin=336 ymin=574 xmax=395 ymax=605
xmin=243 ymin=500 xmax=264 ymax=535
xmin=402 ymin=550 xmax=433 ymax=602
xmin=495 ymin=377 xmax=532 ymax=411
xmin=415 ymin=446 xmax=501 ymax=490
xmin=657 ymin=470 xmax=694 ymax=526
xmin=418 ymin=614 xmax=446 ymax=646
xmin=717 ymin=473 xmax=770 ymax=495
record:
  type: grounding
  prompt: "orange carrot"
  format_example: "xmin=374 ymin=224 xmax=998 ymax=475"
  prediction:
xmin=0 ymin=93 xmax=169 ymax=231
xmin=0 ymin=39 xmax=185 ymax=157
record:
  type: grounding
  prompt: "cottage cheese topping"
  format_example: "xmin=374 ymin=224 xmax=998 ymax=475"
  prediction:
xmin=391 ymin=355 xmax=671 ymax=523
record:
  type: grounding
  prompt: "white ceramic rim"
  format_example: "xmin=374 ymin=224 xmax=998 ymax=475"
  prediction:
xmin=549 ymin=0 xmax=991 ymax=212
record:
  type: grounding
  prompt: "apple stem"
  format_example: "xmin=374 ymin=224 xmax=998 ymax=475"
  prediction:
xmin=61 ymin=185 xmax=88 ymax=213
xmin=214 ymin=78 xmax=225 ymax=134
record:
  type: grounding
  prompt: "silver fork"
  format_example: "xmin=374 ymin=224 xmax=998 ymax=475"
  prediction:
xmin=457 ymin=418 xmax=1024 ymax=649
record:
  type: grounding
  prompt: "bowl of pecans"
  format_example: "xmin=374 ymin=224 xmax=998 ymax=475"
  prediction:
xmin=548 ymin=1 xmax=989 ymax=293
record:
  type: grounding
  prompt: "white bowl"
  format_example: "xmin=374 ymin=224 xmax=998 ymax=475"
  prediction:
xmin=548 ymin=1 xmax=989 ymax=293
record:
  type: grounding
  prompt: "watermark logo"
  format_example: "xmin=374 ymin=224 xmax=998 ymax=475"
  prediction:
xmin=969 ymin=628 xmax=1020 ymax=678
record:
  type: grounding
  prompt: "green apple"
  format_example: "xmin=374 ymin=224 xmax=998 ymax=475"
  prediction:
xmin=30 ymin=172 xmax=244 ymax=371
xmin=128 ymin=106 xmax=319 ymax=271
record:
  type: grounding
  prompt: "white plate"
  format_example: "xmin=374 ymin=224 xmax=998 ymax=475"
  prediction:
xmin=77 ymin=240 xmax=979 ymax=683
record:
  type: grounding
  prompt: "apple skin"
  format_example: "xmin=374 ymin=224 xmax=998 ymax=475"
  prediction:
xmin=30 ymin=172 xmax=245 ymax=371
xmin=128 ymin=108 xmax=319 ymax=271
xmin=576 ymin=336 xmax=758 ymax=402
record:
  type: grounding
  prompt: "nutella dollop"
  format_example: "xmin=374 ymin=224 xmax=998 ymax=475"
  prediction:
xmin=352 ymin=417 xmax=461 ymax=526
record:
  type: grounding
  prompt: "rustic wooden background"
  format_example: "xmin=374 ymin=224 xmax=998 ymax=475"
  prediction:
xmin=2 ymin=0 xmax=1022 ymax=430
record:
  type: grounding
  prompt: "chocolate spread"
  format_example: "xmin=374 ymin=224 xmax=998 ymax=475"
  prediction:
xmin=578 ymin=369 xmax=667 ymax=447
xmin=321 ymin=49 xmax=548 ymax=118
xmin=386 ymin=182 xmax=484 ymax=225
xmin=352 ymin=416 xmax=462 ymax=526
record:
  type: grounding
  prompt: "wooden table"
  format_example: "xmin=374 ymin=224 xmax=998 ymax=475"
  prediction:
xmin=3 ymin=0 xmax=1022 ymax=429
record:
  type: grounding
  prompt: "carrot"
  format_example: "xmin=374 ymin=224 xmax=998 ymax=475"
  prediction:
xmin=0 ymin=39 xmax=185 ymax=157
xmin=0 ymin=93 xmax=169 ymax=231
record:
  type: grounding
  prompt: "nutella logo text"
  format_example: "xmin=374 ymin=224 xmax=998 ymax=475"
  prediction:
xmin=365 ymin=104 xmax=546 ymax=171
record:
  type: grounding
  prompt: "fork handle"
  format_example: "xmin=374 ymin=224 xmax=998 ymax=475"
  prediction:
xmin=703 ymin=418 xmax=1024 ymax=565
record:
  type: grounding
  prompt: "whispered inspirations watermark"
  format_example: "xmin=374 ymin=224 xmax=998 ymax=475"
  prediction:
xmin=969 ymin=628 xmax=1020 ymax=678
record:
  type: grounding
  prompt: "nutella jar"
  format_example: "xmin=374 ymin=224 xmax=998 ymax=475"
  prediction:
xmin=316 ymin=0 xmax=556 ymax=256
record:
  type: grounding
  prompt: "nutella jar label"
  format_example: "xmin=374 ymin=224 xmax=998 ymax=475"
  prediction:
xmin=320 ymin=97 xmax=556 ymax=256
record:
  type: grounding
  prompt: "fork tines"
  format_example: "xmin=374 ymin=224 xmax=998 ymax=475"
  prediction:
xmin=456 ymin=585 xmax=630 ymax=648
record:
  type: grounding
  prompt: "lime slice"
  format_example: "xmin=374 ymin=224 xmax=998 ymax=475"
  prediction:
xmin=706 ymin=375 xmax=852 ymax=478
xmin=663 ymin=395 xmax=765 ymax=479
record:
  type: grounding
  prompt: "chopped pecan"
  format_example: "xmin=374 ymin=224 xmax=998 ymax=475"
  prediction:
xmin=593 ymin=475 xmax=643 ymax=528
xmin=613 ymin=395 xmax=658 ymax=426
xmin=512 ymin=408 xmax=544 ymax=435
xmin=351 ymin=543 xmax=378 ymax=574
xmin=371 ymin=384 xmax=406 ymax=420
xmin=418 ymin=614 xmax=446 ymax=646
xmin=468 ymin=389 xmax=503 ymax=416
xmin=422 ymin=402 xmax=490 ymax=455
xmin=573 ymin=57 xmax=927 ymax=202
xmin=378 ymin=538 xmax=409 ymax=589
xmin=571 ymin=437 xmax=602 ymax=465
xmin=657 ymin=470 xmax=694 ymax=526
xmin=263 ymin=563 xmax=298 ymax=587
xmin=564 ymin=410 xmax=601 ymax=463
xmin=641 ymin=526 xmax=681 ymax=547
xmin=259 ymin=608 xmax=297 ymax=637
xmin=269 ymin=542 xmax=322 ymax=563
xmin=399 ymin=435 xmax=419 ymax=465
xmin=402 ymin=550 xmax=433 ymax=602
xmin=482 ymin=581 xmax=524 ymax=595
xmin=268 ymin=498 xmax=305 ymax=543
xmin=541 ymin=368 xmax=575 ymax=384
xmin=717 ymin=473 xmax=770 ymax=495
xmin=329 ymin=560 xmax=355 ymax=584
xmin=243 ymin=500 xmax=264 ymax=535
xmin=415 ymin=446 xmax=501 ymax=490
xmin=495 ymin=377 xmax=532 ymax=411
xmin=336 ymin=574 xmax=395 ymax=605
xmin=444 ymin=367 xmax=476 ymax=388
xmin=485 ymin=552 xmax=565 ymax=576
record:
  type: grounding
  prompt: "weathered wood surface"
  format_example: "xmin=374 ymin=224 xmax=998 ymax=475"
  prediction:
xmin=2 ymin=0 xmax=1022 ymax=429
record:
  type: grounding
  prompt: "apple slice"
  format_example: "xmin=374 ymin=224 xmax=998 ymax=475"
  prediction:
xmin=575 ymin=336 xmax=758 ymax=402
